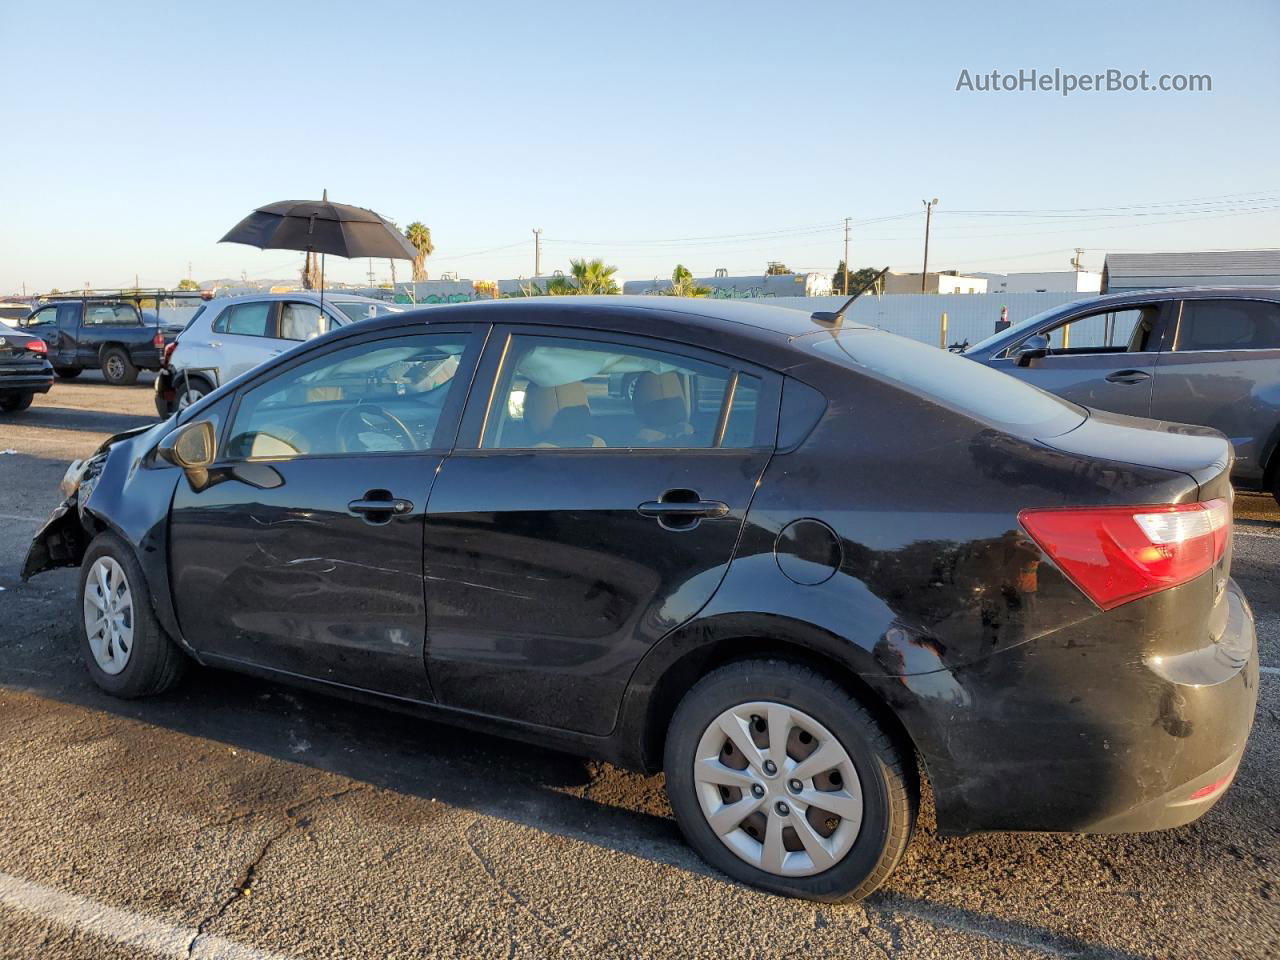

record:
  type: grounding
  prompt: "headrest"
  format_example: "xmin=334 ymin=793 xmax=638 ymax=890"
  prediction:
xmin=525 ymin=382 xmax=590 ymax=436
xmin=634 ymin=372 xmax=689 ymax=427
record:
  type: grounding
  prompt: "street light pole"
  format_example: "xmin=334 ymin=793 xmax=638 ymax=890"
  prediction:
xmin=842 ymin=217 xmax=851 ymax=295
xmin=921 ymin=198 xmax=938 ymax=293
xmin=532 ymin=228 xmax=543 ymax=277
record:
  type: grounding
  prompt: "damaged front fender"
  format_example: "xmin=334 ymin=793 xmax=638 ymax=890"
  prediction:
xmin=20 ymin=496 xmax=91 ymax=580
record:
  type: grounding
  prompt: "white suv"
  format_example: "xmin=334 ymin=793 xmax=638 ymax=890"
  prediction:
xmin=154 ymin=293 xmax=400 ymax=415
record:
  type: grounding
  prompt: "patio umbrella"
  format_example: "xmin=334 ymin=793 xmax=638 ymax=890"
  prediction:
xmin=219 ymin=190 xmax=415 ymax=315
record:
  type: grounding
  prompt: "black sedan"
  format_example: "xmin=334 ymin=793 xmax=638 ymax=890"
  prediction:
xmin=0 ymin=320 xmax=54 ymax=412
xmin=23 ymin=298 xmax=1259 ymax=902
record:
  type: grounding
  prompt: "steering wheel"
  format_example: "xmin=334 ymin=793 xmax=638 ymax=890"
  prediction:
xmin=336 ymin=403 xmax=418 ymax=453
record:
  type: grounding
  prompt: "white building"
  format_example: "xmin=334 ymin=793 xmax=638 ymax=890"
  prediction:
xmin=1101 ymin=250 xmax=1280 ymax=291
xmin=623 ymin=272 xmax=832 ymax=298
xmin=972 ymin=270 xmax=1102 ymax=294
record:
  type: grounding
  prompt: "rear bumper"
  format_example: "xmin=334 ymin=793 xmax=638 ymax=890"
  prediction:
xmin=895 ymin=577 xmax=1259 ymax=836
xmin=0 ymin=372 xmax=54 ymax=394
xmin=154 ymin=367 xmax=174 ymax=417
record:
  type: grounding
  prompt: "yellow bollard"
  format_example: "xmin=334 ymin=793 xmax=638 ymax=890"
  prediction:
xmin=939 ymin=312 xmax=949 ymax=348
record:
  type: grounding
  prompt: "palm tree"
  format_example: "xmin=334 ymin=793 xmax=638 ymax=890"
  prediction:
xmin=405 ymin=222 xmax=434 ymax=282
xmin=665 ymin=264 xmax=711 ymax=298
xmin=568 ymin=257 xmax=619 ymax=295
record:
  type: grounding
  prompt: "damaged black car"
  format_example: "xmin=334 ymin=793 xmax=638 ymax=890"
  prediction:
xmin=24 ymin=297 xmax=1260 ymax=902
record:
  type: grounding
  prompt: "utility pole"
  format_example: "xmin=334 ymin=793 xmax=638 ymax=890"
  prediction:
xmin=842 ymin=217 xmax=851 ymax=295
xmin=532 ymin=228 xmax=543 ymax=277
xmin=1072 ymin=248 xmax=1085 ymax=272
xmin=367 ymin=259 xmax=377 ymax=288
xmin=921 ymin=198 xmax=938 ymax=292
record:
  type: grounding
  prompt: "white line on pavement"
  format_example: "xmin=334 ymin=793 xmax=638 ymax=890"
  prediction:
xmin=1260 ymin=666 xmax=1279 ymax=676
xmin=0 ymin=871 xmax=289 ymax=960
xmin=0 ymin=513 xmax=42 ymax=524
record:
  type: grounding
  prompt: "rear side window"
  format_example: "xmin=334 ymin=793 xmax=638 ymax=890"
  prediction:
xmin=213 ymin=302 xmax=273 ymax=337
xmin=483 ymin=334 xmax=758 ymax=449
xmin=807 ymin=329 xmax=1085 ymax=437
xmin=1174 ymin=300 xmax=1280 ymax=352
xmin=84 ymin=304 xmax=138 ymax=326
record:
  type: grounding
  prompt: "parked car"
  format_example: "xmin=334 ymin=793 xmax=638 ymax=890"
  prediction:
xmin=964 ymin=287 xmax=1280 ymax=501
xmin=19 ymin=296 xmax=188 ymax=385
xmin=23 ymin=298 xmax=1258 ymax=902
xmin=0 ymin=320 xmax=54 ymax=412
xmin=154 ymin=293 xmax=401 ymax=416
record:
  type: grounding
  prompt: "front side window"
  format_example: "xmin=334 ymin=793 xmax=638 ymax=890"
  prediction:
xmin=1019 ymin=305 xmax=1160 ymax=355
xmin=279 ymin=302 xmax=325 ymax=341
xmin=226 ymin=334 xmax=470 ymax=460
xmin=1174 ymin=299 xmax=1280 ymax=352
xmin=84 ymin=304 xmax=139 ymax=326
xmin=483 ymin=334 xmax=759 ymax=449
xmin=213 ymin=302 xmax=273 ymax=337
xmin=22 ymin=307 xmax=57 ymax=328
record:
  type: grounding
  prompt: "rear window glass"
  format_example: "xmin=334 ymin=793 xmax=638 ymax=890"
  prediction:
xmin=806 ymin=329 xmax=1085 ymax=437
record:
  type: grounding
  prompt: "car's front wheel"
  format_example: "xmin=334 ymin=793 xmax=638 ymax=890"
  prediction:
xmin=664 ymin=659 xmax=917 ymax=902
xmin=79 ymin=533 xmax=187 ymax=698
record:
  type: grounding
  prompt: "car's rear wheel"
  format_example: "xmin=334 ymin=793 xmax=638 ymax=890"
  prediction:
xmin=175 ymin=375 xmax=211 ymax=411
xmin=664 ymin=659 xmax=917 ymax=902
xmin=54 ymin=366 xmax=83 ymax=379
xmin=100 ymin=348 xmax=138 ymax=386
xmin=0 ymin=392 xmax=34 ymax=412
xmin=79 ymin=533 xmax=187 ymax=698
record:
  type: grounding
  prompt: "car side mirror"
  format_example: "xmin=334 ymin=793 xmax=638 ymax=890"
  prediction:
xmin=1011 ymin=333 xmax=1051 ymax=367
xmin=158 ymin=419 xmax=216 ymax=473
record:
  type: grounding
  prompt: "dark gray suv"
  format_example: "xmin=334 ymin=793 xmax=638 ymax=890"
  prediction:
xmin=965 ymin=287 xmax=1280 ymax=501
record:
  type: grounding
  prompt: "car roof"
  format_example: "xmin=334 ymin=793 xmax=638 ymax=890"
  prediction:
xmin=203 ymin=292 xmax=390 ymax=306
xmin=382 ymin=295 xmax=861 ymax=346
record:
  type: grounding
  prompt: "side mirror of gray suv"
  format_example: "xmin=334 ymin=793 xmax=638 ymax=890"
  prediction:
xmin=1011 ymin=333 xmax=1051 ymax=367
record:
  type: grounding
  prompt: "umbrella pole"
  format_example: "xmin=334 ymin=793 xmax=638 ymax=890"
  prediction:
xmin=319 ymin=252 xmax=325 ymax=319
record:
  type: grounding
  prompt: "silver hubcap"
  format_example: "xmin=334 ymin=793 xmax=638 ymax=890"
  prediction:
xmin=176 ymin=386 xmax=205 ymax=410
xmin=694 ymin=701 xmax=863 ymax=877
xmin=83 ymin=557 xmax=133 ymax=675
xmin=106 ymin=357 xmax=123 ymax=379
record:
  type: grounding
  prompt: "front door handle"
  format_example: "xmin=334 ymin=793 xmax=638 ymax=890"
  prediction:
xmin=1105 ymin=369 xmax=1151 ymax=385
xmin=348 ymin=494 xmax=414 ymax=523
xmin=207 ymin=340 xmax=222 ymax=348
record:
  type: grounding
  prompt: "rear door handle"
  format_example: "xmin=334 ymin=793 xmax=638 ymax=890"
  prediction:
xmin=1105 ymin=369 xmax=1151 ymax=384
xmin=638 ymin=491 xmax=730 ymax=531
xmin=207 ymin=340 xmax=222 ymax=348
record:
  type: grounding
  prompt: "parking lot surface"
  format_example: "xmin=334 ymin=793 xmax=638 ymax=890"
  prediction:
xmin=0 ymin=377 xmax=1276 ymax=960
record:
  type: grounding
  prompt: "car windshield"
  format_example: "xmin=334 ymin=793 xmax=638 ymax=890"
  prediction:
xmin=333 ymin=301 xmax=400 ymax=323
xmin=804 ymin=328 xmax=1086 ymax=438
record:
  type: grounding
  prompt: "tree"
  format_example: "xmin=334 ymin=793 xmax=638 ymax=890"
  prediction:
xmin=301 ymin=252 xmax=320 ymax=290
xmin=177 ymin=278 xmax=200 ymax=291
xmin=765 ymin=262 xmax=792 ymax=275
xmin=665 ymin=264 xmax=711 ymax=297
xmin=833 ymin=261 xmax=884 ymax=295
xmin=405 ymin=222 xmax=434 ymax=282
xmin=562 ymin=258 xmax=620 ymax=295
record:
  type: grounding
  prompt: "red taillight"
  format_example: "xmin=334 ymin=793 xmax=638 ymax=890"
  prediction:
xmin=26 ymin=338 xmax=47 ymax=355
xmin=152 ymin=329 xmax=165 ymax=349
xmin=1019 ymin=499 xmax=1230 ymax=610
xmin=163 ymin=341 xmax=177 ymax=365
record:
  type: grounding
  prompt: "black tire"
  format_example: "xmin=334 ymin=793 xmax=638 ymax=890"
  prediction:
xmin=78 ymin=532 xmax=187 ymax=698
xmin=100 ymin=347 xmax=138 ymax=386
xmin=664 ymin=659 xmax=917 ymax=903
xmin=0 ymin=392 xmax=34 ymax=412
xmin=174 ymin=375 xmax=211 ymax=411
xmin=54 ymin=366 xmax=83 ymax=379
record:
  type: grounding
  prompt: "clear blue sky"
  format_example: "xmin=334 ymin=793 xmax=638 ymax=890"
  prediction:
xmin=2 ymin=0 xmax=1277 ymax=292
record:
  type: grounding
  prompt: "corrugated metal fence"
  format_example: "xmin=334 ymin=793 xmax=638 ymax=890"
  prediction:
xmin=767 ymin=292 xmax=1085 ymax=347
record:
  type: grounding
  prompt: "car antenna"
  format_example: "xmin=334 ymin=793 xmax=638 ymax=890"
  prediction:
xmin=811 ymin=266 xmax=889 ymax=327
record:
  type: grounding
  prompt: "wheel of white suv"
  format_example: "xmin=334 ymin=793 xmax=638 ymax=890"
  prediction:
xmin=176 ymin=377 xmax=211 ymax=411
xmin=79 ymin=533 xmax=187 ymax=698
xmin=664 ymin=659 xmax=917 ymax=902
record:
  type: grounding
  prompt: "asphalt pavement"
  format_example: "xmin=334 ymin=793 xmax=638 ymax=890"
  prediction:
xmin=0 ymin=374 xmax=1276 ymax=960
